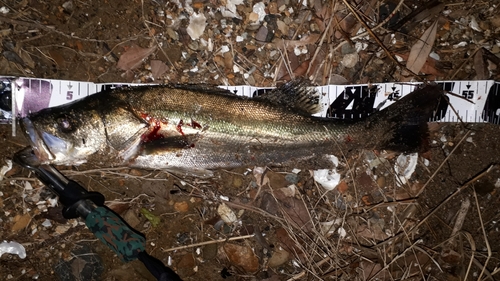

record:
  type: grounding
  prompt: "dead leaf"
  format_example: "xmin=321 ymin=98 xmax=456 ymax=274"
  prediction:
xmin=253 ymin=167 xmax=269 ymax=187
xmin=3 ymin=50 xmax=25 ymax=66
xmin=105 ymin=201 xmax=130 ymax=214
xmin=277 ymin=50 xmax=299 ymax=80
xmin=150 ymin=60 xmax=169 ymax=79
xmin=358 ymin=261 xmax=390 ymax=280
xmin=313 ymin=0 xmax=332 ymax=32
xmin=223 ymin=52 xmax=233 ymax=74
xmin=474 ymin=48 xmax=489 ymax=80
xmin=291 ymin=60 xmax=310 ymax=79
xmin=11 ymin=213 xmax=31 ymax=232
xmin=274 ymin=190 xmax=313 ymax=232
xmin=48 ymin=49 xmax=65 ymax=67
xmin=71 ymin=257 xmax=87 ymax=278
xmin=117 ymin=45 xmax=156 ymax=71
xmin=406 ymin=20 xmax=438 ymax=75
xmin=274 ymin=34 xmax=320 ymax=51
xmin=337 ymin=180 xmax=349 ymax=194
xmin=356 ymin=223 xmax=389 ymax=241
xmin=335 ymin=12 xmax=358 ymax=39
xmin=18 ymin=49 xmax=35 ymax=68
xmin=398 ymin=52 xmax=446 ymax=77
xmin=275 ymin=227 xmax=303 ymax=255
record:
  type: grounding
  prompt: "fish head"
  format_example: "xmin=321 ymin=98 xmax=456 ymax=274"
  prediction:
xmin=20 ymin=106 xmax=107 ymax=165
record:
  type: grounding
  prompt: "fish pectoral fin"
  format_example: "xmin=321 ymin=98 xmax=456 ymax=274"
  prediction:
xmin=141 ymin=135 xmax=199 ymax=155
xmin=106 ymin=126 xmax=149 ymax=161
xmin=117 ymin=130 xmax=146 ymax=161
xmin=103 ymin=107 xmax=147 ymax=151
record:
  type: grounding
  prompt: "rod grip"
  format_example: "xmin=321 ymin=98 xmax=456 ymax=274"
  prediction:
xmin=85 ymin=206 xmax=146 ymax=262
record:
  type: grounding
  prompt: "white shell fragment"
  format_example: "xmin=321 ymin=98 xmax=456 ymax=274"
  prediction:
xmin=337 ymin=227 xmax=347 ymax=238
xmin=394 ymin=153 xmax=418 ymax=184
xmin=314 ymin=169 xmax=341 ymax=190
xmin=319 ymin=218 xmax=344 ymax=235
xmin=220 ymin=45 xmax=230 ymax=53
xmin=0 ymin=159 xmax=12 ymax=181
xmin=453 ymin=41 xmax=467 ymax=48
xmin=314 ymin=155 xmax=341 ymax=190
xmin=217 ymin=203 xmax=238 ymax=224
xmin=0 ymin=241 xmax=26 ymax=259
xmin=42 ymin=219 xmax=52 ymax=228
xmin=252 ymin=2 xmax=266 ymax=23
xmin=221 ymin=0 xmax=243 ymax=18
xmin=469 ymin=16 xmax=482 ymax=32
xmin=186 ymin=13 xmax=207 ymax=40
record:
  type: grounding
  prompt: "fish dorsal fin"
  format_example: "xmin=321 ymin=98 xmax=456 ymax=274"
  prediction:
xmin=256 ymin=79 xmax=322 ymax=115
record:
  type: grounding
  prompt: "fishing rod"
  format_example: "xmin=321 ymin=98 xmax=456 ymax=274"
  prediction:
xmin=13 ymin=147 xmax=183 ymax=281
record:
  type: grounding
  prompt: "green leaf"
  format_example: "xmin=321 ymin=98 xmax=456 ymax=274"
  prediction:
xmin=140 ymin=208 xmax=161 ymax=228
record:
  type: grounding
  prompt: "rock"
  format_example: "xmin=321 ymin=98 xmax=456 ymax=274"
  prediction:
xmin=341 ymin=53 xmax=359 ymax=68
xmin=174 ymin=201 xmax=190 ymax=213
xmin=268 ymin=249 xmax=290 ymax=267
xmin=376 ymin=176 xmax=386 ymax=189
xmin=222 ymin=243 xmax=259 ymax=273
xmin=186 ymin=12 xmax=207 ymax=40
xmin=217 ymin=203 xmax=237 ymax=224
xmin=203 ymin=243 xmax=218 ymax=260
xmin=54 ymin=243 xmax=104 ymax=281
xmin=260 ymin=192 xmax=279 ymax=215
xmin=123 ymin=209 xmax=141 ymax=228
xmin=177 ymin=253 xmax=196 ymax=277
xmin=55 ymin=225 xmax=71 ymax=235
xmin=232 ymin=175 xmax=243 ymax=188
xmin=267 ymin=171 xmax=287 ymax=187
xmin=249 ymin=12 xmax=259 ymax=22
xmin=255 ymin=25 xmax=269 ymax=42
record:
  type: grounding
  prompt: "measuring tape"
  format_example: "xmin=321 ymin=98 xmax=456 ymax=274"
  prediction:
xmin=1 ymin=77 xmax=499 ymax=135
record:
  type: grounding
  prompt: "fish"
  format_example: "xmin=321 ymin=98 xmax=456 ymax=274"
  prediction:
xmin=19 ymin=80 xmax=444 ymax=176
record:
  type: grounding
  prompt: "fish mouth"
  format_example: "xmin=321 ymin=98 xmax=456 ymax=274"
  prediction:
xmin=20 ymin=118 xmax=66 ymax=163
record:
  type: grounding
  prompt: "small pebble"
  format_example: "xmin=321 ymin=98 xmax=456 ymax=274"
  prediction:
xmin=174 ymin=201 xmax=190 ymax=212
xmin=341 ymin=53 xmax=359 ymax=68
xmin=376 ymin=176 xmax=386 ymax=188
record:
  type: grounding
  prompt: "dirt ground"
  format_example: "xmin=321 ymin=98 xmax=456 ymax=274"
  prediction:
xmin=1 ymin=0 xmax=500 ymax=280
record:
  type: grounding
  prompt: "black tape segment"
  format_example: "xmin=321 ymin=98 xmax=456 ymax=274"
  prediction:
xmin=482 ymin=82 xmax=500 ymax=124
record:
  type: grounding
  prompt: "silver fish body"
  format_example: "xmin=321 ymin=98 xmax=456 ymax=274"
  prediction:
xmin=19 ymin=81 xmax=443 ymax=175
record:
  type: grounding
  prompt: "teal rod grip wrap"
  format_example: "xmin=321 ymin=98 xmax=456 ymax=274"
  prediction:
xmin=85 ymin=206 xmax=146 ymax=262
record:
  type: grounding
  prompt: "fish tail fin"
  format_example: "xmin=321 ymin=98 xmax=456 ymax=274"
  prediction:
xmin=366 ymin=84 xmax=447 ymax=152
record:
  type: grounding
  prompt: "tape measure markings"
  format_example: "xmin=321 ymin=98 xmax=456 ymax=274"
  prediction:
xmin=1 ymin=77 xmax=499 ymax=127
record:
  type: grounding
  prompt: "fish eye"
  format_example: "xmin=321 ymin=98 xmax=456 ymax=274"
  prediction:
xmin=56 ymin=115 xmax=75 ymax=133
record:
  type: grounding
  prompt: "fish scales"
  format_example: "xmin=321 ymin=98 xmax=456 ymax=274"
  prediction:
xmin=126 ymin=87 xmax=343 ymax=140
xmin=18 ymin=81 xmax=444 ymax=176
xmin=123 ymin=86 xmax=356 ymax=170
